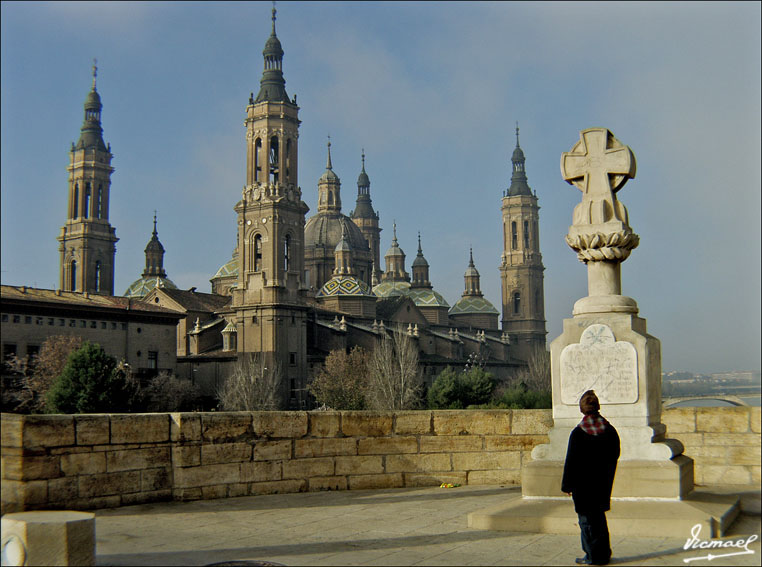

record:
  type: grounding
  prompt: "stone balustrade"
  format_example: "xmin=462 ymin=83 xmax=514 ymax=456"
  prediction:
xmin=1 ymin=407 xmax=759 ymax=513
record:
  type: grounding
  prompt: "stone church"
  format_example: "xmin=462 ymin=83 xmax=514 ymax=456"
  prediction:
xmin=52 ymin=9 xmax=547 ymax=408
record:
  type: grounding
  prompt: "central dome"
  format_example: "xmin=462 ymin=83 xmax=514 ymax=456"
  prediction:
xmin=304 ymin=213 xmax=369 ymax=252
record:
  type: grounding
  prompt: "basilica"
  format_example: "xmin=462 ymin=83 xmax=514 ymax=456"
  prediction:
xmin=45 ymin=9 xmax=547 ymax=408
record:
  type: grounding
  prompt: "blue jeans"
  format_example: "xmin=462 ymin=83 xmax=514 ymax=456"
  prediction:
xmin=578 ymin=511 xmax=611 ymax=565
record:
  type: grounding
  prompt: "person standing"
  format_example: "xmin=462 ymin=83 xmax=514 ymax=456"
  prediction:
xmin=562 ymin=390 xmax=620 ymax=566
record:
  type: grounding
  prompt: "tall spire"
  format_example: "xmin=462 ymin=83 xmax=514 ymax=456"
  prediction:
xmin=92 ymin=58 xmax=98 ymax=90
xmin=463 ymin=248 xmax=483 ymax=297
xmin=326 ymin=136 xmax=333 ymax=170
xmin=254 ymin=2 xmax=291 ymax=104
xmin=76 ymin=61 xmax=107 ymax=151
xmin=507 ymin=121 xmax=531 ymax=196
xmin=411 ymin=231 xmax=431 ymax=288
xmin=317 ymin=136 xmax=341 ymax=212
xmin=143 ymin=213 xmax=166 ymax=278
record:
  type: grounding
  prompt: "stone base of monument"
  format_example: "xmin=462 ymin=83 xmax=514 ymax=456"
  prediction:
xmin=468 ymin=486 xmax=741 ymax=539
xmin=522 ymin=456 xmax=695 ymax=499
xmin=1 ymin=510 xmax=95 ymax=566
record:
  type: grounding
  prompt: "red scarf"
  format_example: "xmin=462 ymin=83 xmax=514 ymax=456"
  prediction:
xmin=579 ymin=413 xmax=609 ymax=436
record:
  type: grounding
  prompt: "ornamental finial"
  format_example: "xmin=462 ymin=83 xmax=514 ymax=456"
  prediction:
xmin=271 ymin=1 xmax=277 ymax=34
xmin=515 ymin=121 xmax=520 ymax=147
xmin=92 ymin=58 xmax=98 ymax=90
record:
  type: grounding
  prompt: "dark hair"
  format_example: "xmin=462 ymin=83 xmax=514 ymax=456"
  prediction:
xmin=579 ymin=390 xmax=600 ymax=415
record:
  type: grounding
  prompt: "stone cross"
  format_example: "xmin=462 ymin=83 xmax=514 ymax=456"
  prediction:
xmin=561 ymin=128 xmax=636 ymax=226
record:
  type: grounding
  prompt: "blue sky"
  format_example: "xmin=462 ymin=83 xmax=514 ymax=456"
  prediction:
xmin=1 ymin=1 xmax=760 ymax=374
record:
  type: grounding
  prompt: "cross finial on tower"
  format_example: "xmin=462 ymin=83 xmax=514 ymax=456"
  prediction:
xmin=417 ymin=231 xmax=422 ymax=253
xmin=92 ymin=58 xmax=98 ymax=90
xmin=393 ymin=221 xmax=398 ymax=242
xmin=326 ymin=135 xmax=333 ymax=170
xmin=271 ymin=1 xmax=277 ymax=34
xmin=469 ymin=246 xmax=475 ymax=266
xmin=153 ymin=210 xmax=158 ymax=235
xmin=361 ymin=148 xmax=365 ymax=170
xmin=515 ymin=122 xmax=520 ymax=147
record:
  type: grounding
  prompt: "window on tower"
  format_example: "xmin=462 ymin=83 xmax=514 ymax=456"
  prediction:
xmin=286 ymin=138 xmax=292 ymax=183
xmin=269 ymin=136 xmax=279 ymax=184
xmin=255 ymin=138 xmax=262 ymax=182
xmin=95 ymin=261 xmax=102 ymax=292
xmin=254 ymin=234 xmax=263 ymax=272
xmin=284 ymin=234 xmax=291 ymax=272
xmin=70 ymin=260 xmax=77 ymax=291
xmin=97 ymin=185 xmax=103 ymax=219
xmin=513 ymin=291 xmax=521 ymax=315
xmin=511 ymin=222 xmax=518 ymax=250
xmin=524 ymin=221 xmax=530 ymax=248
xmin=73 ymin=183 xmax=79 ymax=219
xmin=84 ymin=183 xmax=91 ymax=219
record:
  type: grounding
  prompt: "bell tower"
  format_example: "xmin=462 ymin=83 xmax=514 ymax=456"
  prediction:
xmin=58 ymin=61 xmax=118 ymax=295
xmin=500 ymin=125 xmax=547 ymax=359
xmin=231 ymin=6 xmax=310 ymax=409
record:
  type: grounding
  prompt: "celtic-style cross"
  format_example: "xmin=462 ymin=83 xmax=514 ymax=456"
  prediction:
xmin=561 ymin=128 xmax=636 ymax=227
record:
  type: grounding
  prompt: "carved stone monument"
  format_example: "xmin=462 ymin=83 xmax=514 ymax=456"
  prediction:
xmin=523 ymin=127 xmax=693 ymax=498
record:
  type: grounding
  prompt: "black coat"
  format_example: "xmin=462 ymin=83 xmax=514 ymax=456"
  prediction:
xmin=561 ymin=420 xmax=620 ymax=513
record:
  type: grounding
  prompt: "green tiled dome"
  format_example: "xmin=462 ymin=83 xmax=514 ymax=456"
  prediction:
xmin=407 ymin=289 xmax=449 ymax=308
xmin=372 ymin=280 xmax=411 ymax=298
xmin=213 ymin=255 xmax=239 ymax=279
xmin=124 ymin=276 xmax=177 ymax=298
xmin=449 ymin=296 xmax=499 ymax=315
xmin=317 ymin=276 xmax=374 ymax=297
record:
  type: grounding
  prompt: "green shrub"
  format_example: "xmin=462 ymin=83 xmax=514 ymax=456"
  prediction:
xmin=428 ymin=367 xmax=496 ymax=409
xmin=489 ymin=387 xmax=552 ymax=409
xmin=46 ymin=342 xmax=135 ymax=413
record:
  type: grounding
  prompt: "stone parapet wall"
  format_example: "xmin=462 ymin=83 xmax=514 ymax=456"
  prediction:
xmin=2 ymin=407 xmax=759 ymax=513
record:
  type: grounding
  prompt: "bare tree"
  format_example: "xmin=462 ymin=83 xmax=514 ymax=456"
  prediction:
xmin=4 ymin=335 xmax=84 ymax=413
xmin=142 ymin=371 xmax=202 ymax=412
xmin=512 ymin=344 xmax=551 ymax=392
xmin=217 ymin=354 xmax=281 ymax=411
xmin=366 ymin=326 xmax=423 ymax=410
xmin=309 ymin=347 xmax=368 ymax=410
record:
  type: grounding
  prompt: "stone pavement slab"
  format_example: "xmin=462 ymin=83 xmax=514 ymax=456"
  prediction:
xmin=94 ymin=485 xmax=761 ymax=566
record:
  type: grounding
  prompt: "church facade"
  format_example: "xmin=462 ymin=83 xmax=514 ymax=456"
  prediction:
xmin=41 ymin=9 xmax=547 ymax=408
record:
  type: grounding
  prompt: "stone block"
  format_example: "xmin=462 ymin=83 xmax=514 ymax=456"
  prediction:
xmin=294 ymin=438 xmax=356 ymax=458
xmin=452 ymin=451 xmax=520 ymax=471
xmin=200 ymin=443 xmax=252 ymax=465
xmin=404 ymin=472 xmax=467 ymax=487
xmin=282 ymin=457 xmax=334 ymax=480
xmin=253 ymin=440 xmax=292 ymax=461
xmin=726 ymin=444 xmax=761 ymax=466
xmin=60 ymin=452 xmax=106 ymax=476
xmin=347 ymin=473 xmax=404 ymax=490
xmin=308 ymin=412 xmax=340 ymax=437
xmin=751 ymin=465 xmax=760 ymax=484
xmin=341 ymin=412 xmax=393 ymax=437
xmin=201 ymin=484 xmax=228 ymax=500
xmin=468 ymin=469 xmax=521 ymax=485
xmin=171 ymin=445 xmax=200 ymax=467
xmin=106 ymin=447 xmax=170 ymax=472
xmin=702 ymin=432 xmax=760 ymax=446
xmin=1 ymin=510 xmax=95 ymax=566
xmin=610 ymin=458 xmax=694 ymax=499
xmin=699 ymin=465 xmax=751 ymax=485
xmin=228 ymin=483 xmax=249 ymax=498
xmin=252 ymin=411 xmax=308 ymax=438
xmin=357 ymin=436 xmax=417 ymax=455
xmin=419 ymin=436 xmax=482 ymax=453
xmin=201 ymin=413 xmax=252 ymax=441
xmin=334 ymin=455 xmax=384 ymax=476
xmin=173 ymin=463 xmax=241 ymax=488
xmin=671 ymin=432 xmax=704 ymax=450
xmin=70 ymin=495 xmax=121 ymax=510
xmin=433 ymin=410 xmax=511 ymax=435
xmin=121 ymin=489 xmax=171 ymax=506
xmin=696 ymin=407 xmax=749 ymax=433
xmin=20 ymin=415 xmax=76 ymax=448
xmin=170 ymin=413 xmax=201 ymax=442
xmin=385 ymin=453 xmax=452 ymax=473
xmin=308 ymin=476 xmax=348 ymax=491
xmin=394 ymin=412 xmax=432 ymax=435
xmin=141 ymin=467 xmax=170 ymax=491
xmin=2 ymin=455 xmax=61 ymax=481
xmin=78 ymin=471 xmax=141 ymax=498
xmin=173 ymin=487 xmax=202 ymax=501
xmin=662 ymin=407 xmax=696 ymax=434
xmin=1 ymin=479 xmax=47 ymax=512
xmin=240 ymin=460 xmax=281 ymax=483
xmin=111 ymin=414 xmax=169 ymax=444
xmin=684 ymin=445 xmax=728 ymax=465
xmin=47 ymin=477 xmax=78 ymax=504
xmin=249 ymin=479 xmax=306 ymax=495
xmin=75 ymin=415 xmax=110 ymax=446
xmin=485 ymin=435 xmax=547 ymax=451
xmin=751 ymin=407 xmax=761 ymax=434
xmin=511 ymin=410 xmax=553 ymax=435
xmin=1 ymin=413 xmax=22 ymax=448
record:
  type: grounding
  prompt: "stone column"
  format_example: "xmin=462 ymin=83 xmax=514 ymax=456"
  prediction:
xmin=522 ymin=128 xmax=693 ymax=499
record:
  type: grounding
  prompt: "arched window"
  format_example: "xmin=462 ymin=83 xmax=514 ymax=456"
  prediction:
xmin=73 ymin=184 xmax=79 ymax=219
xmin=284 ymin=234 xmax=291 ymax=272
xmin=96 ymin=185 xmax=103 ymax=219
xmin=513 ymin=291 xmax=521 ymax=315
xmin=524 ymin=220 xmax=530 ymax=248
xmin=255 ymin=138 xmax=262 ymax=182
xmin=70 ymin=260 xmax=77 ymax=291
xmin=84 ymin=183 xmax=91 ymax=219
xmin=253 ymin=234 xmax=263 ymax=272
xmin=269 ymin=136 xmax=279 ymax=184
xmin=511 ymin=222 xmax=518 ymax=250
xmin=285 ymin=139 xmax=292 ymax=182
xmin=95 ymin=261 xmax=102 ymax=292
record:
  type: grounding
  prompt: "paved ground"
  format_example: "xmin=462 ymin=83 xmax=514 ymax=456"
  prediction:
xmin=95 ymin=485 xmax=761 ymax=566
